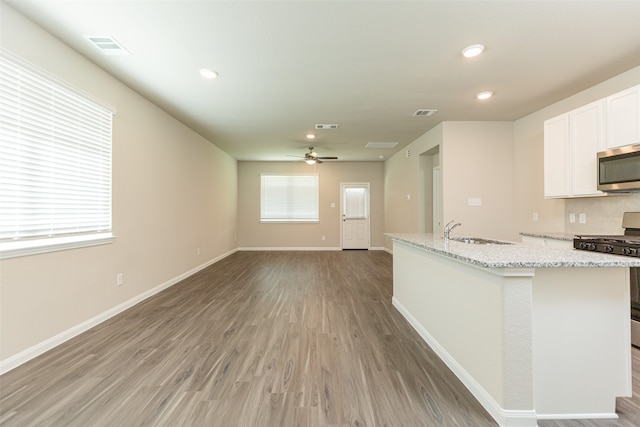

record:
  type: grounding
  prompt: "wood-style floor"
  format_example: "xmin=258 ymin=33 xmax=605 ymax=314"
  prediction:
xmin=0 ymin=250 xmax=639 ymax=427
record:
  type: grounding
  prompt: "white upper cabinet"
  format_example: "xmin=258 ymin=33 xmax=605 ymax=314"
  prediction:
xmin=544 ymin=100 xmax=605 ymax=198
xmin=544 ymin=84 xmax=640 ymax=198
xmin=570 ymin=100 xmax=605 ymax=196
xmin=606 ymin=84 xmax=640 ymax=149
xmin=544 ymin=113 xmax=571 ymax=198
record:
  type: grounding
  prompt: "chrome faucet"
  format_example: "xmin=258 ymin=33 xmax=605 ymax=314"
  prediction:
xmin=444 ymin=220 xmax=462 ymax=240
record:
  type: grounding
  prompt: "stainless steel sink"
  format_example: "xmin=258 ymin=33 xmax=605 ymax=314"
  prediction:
xmin=449 ymin=236 xmax=513 ymax=245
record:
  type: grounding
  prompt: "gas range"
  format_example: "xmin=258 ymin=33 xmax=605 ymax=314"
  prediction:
xmin=573 ymin=212 xmax=640 ymax=258
xmin=573 ymin=235 xmax=640 ymax=257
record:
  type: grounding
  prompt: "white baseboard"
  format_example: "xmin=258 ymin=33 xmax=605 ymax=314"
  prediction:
xmin=383 ymin=247 xmax=393 ymax=255
xmin=537 ymin=413 xmax=618 ymax=420
xmin=0 ymin=248 xmax=237 ymax=375
xmin=392 ymin=296 xmax=538 ymax=427
xmin=237 ymin=247 xmax=388 ymax=252
xmin=237 ymin=247 xmax=342 ymax=251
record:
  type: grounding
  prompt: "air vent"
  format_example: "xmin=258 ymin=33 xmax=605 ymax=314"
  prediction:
xmin=413 ymin=109 xmax=438 ymax=117
xmin=84 ymin=36 xmax=130 ymax=56
xmin=315 ymin=124 xmax=339 ymax=130
xmin=365 ymin=142 xmax=398 ymax=149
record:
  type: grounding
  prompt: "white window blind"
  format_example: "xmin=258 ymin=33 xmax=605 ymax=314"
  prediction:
xmin=261 ymin=174 xmax=319 ymax=222
xmin=343 ymin=187 xmax=367 ymax=219
xmin=0 ymin=53 xmax=113 ymax=245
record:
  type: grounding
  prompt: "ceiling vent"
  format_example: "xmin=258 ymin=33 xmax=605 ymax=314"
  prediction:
xmin=365 ymin=142 xmax=398 ymax=149
xmin=315 ymin=124 xmax=339 ymax=130
xmin=412 ymin=109 xmax=438 ymax=117
xmin=84 ymin=36 xmax=130 ymax=56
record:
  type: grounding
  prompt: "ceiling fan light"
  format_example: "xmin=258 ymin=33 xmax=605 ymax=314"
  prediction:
xmin=305 ymin=159 xmax=316 ymax=165
xmin=462 ymin=44 xmax=484 ymax=58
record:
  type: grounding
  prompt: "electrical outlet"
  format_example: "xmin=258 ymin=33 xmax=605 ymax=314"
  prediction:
xmin=197 ymin=247 xmax=201 ymax=256
xmin=569 ymin=213 xmax=576 ymax=223
xmin=322 ymin=235 xmax=326 ymax=241
xmin=116 ymin=273 xmax=123 ymax=286
xmin=532 ymin=212 xmax=539 ymax=221
xmin=579 ymin=213 xmax=587 ymax=224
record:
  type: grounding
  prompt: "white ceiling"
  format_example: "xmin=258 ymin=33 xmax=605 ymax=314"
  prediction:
xmin=6 ymin=0 xmax=640 ymax=161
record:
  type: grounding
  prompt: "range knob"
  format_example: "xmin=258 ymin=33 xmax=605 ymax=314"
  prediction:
xmin=623 ymin=247 xmax=636 ymax=256
xmin=604 ymin=245 xmax=614 ymax=253
xmin=588 ymin=243 xmax=597 ymax=251
xmin=579 ymin=242 xmax=589 ymax=250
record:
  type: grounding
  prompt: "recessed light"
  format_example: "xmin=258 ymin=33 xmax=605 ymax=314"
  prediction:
xmin=199 ymin=68 xmax=218 ymax=79
xmin=306 ymin=133 xmax=316 ymax=139
xmin=462 ymin=44 xmax=484 ymax=58
xmin=476 ymin=91 xmax=493 ymax=100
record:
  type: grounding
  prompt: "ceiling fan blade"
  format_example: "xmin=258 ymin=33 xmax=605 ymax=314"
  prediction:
xmin=317 ymin=156 xmax=338 ymax=160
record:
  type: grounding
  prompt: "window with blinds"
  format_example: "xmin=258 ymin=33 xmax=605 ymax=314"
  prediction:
xmin=0 ymin=51 xmax=114 ymax=258
xmin=260 ymin=174 xmax=319 ymax=222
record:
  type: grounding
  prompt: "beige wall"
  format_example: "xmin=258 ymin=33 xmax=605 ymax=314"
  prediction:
xmin=384 ymin=124 xmax=443 ymax=238
xmin=384 ymin=122 xmax=515 ymax=249
xmin=0 ymin=4 xmax=238 ymax=363
xmin=513 ymin=66 xmax=640 ymax=236
xmin=441 ymin=122 xmax=515 ymax=241
xmin=238 ymin=161 xmax=385 ymax=249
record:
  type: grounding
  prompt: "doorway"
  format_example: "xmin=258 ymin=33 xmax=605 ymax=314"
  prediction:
xmin=341 ymin=183 xmax=370 ymax=249
xmin=418 ymin=146 xmax=441 ymax=234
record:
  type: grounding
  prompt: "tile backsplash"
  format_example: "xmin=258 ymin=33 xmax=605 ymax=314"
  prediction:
xmin=565 ymin=193 xmax=640 ymax=234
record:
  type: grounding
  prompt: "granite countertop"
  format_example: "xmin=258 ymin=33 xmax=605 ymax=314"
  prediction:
xmin=386 ymin=233 xmax=640 ymax=269
xmin=519 ymin=231 xmax=575 ymax=241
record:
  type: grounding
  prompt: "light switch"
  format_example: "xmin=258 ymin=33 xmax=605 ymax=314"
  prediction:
xmin=569 ymin=213 xmax=576 ymax=223
xmin=579 ymin=213 xmax=587 ymax=224
xmin=330 ymin=203 xmax=335 ymax=208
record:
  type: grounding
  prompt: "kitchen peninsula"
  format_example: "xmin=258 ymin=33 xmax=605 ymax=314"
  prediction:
xmin=386 ymin=233 xmax=640 ymax=427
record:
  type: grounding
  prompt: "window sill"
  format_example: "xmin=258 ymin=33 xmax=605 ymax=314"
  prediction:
xmin=0 ymin=233 xmax=115 ymax=260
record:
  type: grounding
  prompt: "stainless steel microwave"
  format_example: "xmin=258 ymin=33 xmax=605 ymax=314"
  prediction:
xmin=598 ymin=144 xmax=640 ymax=192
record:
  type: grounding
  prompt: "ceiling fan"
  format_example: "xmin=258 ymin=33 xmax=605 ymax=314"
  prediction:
xmin=294 ymin=147 xmax=338 ymax=164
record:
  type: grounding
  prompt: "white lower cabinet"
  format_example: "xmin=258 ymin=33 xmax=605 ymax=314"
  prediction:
xmin=544 ymin=100 xmax=605 ymax=198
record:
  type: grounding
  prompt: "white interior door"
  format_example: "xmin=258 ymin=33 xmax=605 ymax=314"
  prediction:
xmin=341 ymin=183 xmax=370 ymax=249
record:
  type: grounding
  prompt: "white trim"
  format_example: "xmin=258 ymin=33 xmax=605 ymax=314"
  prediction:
xmin=537 ymin=413 xmax=618 ymax=420
xmin=392 ymin=296 xmax=538 ymax=427
xmin=383 ymin=247 xmax=393 ymax=255
xmin=0 ymin=233 xmax=115 ymax=260
xmin=259 ymin=220 xmax=320 ymax=224
xmin=0 ymin=248 xmax=237 ymax=375
xmin=368 ymin=246 xmax=386 ymax=251
xmin=237 ymin=246 xmax=341 ymax=251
